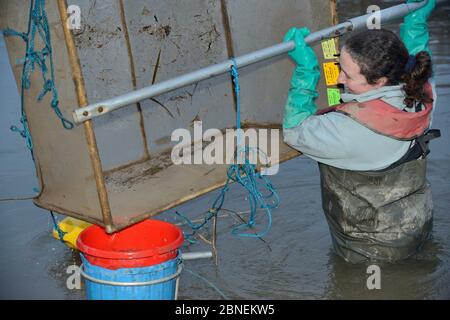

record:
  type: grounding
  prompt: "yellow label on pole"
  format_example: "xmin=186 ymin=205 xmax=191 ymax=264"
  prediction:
xmin=321 ymin=39 xmax=337 ymax=59
xmin=327 ymin=88 xmax=341 ymax=106
xmin=323 ymin=62 xmax=340 ymax=86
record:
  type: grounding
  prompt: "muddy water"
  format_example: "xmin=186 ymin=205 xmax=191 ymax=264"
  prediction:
xmin=0 ymin=0 xmax=449 ymax=299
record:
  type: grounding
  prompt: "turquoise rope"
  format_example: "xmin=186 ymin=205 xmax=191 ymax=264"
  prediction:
xmin=230 ymin=58 xmax=241 ymax=143
xmin=176 ymin=183 xmax=228 ymax=243
xmin=2 ymin=0 xmax=73 ymax=155
xmin=50 ymin=211 xmax=67 ymax=244
xmin=3 ymin=0 xmax=73 ymax=224
xmin=177 ymin=58 xmax=279 ymax=241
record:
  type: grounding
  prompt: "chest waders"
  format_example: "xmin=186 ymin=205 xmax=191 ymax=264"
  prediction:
xmin=318 ymin=82 xmax=439 ymax=263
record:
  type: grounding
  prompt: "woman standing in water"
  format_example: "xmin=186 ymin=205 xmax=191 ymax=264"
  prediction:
xmin=282 ymin=0 xmax=439 ymax=263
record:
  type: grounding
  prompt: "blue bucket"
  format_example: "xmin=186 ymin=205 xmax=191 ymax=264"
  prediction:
xmin=80 ymin=253 xmax=182 ymax=300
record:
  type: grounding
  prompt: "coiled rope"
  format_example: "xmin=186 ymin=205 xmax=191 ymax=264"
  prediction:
xmin=176 ymin=58 xmax=279 ymax=241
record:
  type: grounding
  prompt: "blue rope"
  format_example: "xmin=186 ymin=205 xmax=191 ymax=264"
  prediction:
xmin=50 ymin=211 xmax=67 ymax=244
xmin=176 ymin=183 xmax=228 ymax=244
xmin=230 ymin=58 xmax=241 ymax=130
xmin=3 ymin=1 xmax=74 ymax=225
xmin=2 ymin=0 xmax=73 ymax=155
xmin=177 ymin=58 xmax=279 ymax=241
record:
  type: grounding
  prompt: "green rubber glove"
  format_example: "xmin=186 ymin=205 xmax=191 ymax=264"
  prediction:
xmin=282 ymin=27 xmax=320 ymax=129
xmin=400 ymin=0 xmax=435 ymax=55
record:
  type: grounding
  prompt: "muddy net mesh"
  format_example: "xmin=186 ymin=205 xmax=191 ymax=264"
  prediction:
xmin=0 ymin=0 xmax=336 ymax=232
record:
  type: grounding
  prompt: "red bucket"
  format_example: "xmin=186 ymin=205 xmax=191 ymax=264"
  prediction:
xmin=77 ymin=219 xmax=184 ymax=270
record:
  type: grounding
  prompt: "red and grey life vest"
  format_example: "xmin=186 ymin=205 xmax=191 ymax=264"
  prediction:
xmin=317 ymin=82 xmax=434 ymax=140
xmin=317 ymin=82 xmax=440 ymax=169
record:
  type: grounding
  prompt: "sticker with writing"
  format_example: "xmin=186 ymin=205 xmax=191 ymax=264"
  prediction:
xmin=321 ymin=39 xmax=338 ymax=59
xmin=327 ymin=88 xmax=341 ymax=106
xmin=323 ymin=62 xmax=340 ymax=86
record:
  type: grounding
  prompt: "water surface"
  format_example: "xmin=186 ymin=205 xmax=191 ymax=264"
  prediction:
xmin=0 ymin=0 xmax=449 ymax=299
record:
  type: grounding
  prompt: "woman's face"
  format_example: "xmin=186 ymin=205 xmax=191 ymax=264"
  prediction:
xmin=337 ymin=47 xmax=386 ymax=94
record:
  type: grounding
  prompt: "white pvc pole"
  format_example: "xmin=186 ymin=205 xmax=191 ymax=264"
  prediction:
xmin=72 ymin=1 xmax=429 ymax=124
xmin=181 ymin=251 xmax=213 ymax=261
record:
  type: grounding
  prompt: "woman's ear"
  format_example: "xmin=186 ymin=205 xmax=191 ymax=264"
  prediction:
xmin=375 ymin=76 xmax=388 ymax=88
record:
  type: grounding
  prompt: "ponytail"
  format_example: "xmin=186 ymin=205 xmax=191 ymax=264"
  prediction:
xmin=402 ymin=51 xmax=433 ymax=108
xmin=344 ymin=30 xmax=434 ymax=109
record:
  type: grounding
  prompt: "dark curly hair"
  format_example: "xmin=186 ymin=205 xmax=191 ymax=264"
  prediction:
xmin=344 ymin=29 xmax=433 ymax=108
